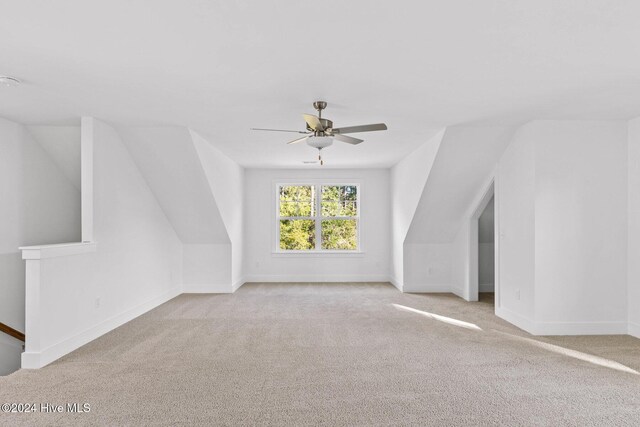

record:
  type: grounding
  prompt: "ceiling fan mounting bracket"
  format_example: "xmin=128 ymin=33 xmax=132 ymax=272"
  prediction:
xmin=313 ymin=101 xmax=327 ymax=113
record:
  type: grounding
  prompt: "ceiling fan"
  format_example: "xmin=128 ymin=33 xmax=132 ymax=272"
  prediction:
xmin=252 ymin=101 xmax=387 ymax=165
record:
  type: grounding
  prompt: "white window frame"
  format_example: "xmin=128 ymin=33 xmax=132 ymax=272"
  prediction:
xmin=274 ymin=181 xmax=362 ymax=255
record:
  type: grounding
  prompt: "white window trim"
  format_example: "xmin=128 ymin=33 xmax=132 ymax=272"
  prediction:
xmin=273 ymin=180 xmax=363 ymax=255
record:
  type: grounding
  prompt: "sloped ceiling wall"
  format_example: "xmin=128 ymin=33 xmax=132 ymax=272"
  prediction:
xmin=119 ymin=127 xmax=229 ymax=244
xmin=190 ymin=130 xmax=243 ymax=245
xmin=190 ymin=130 xmax=244 ymax=284
xmin=389 ymin=129 xmax=445 ymax=286
xmin=405 ymin=126 xmax=515 ymax=244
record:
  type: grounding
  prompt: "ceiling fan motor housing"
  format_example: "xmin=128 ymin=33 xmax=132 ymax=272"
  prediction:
xmin=307 ymin=118 xmax=333 ymax=134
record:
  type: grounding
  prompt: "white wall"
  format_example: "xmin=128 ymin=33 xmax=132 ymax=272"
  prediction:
xmin=478 ymin=243 xmax=494 ymax=291
xmin=120 ymin=127 xmax=238 ymax=292
xmin=21 ymin=118 xmax=183 ymax=367
xmin=0 ymin=118 xmax=80 ymax=333
xmin=0 ymin=334 xmax=22 ymax=376
xmin=389 ymin=130 xmax=444 ymax=288
xmin=403 ymin=243 xmax=452 ymax=292
xmin=191 ymin=130 xmax=244 ymax=287
xmin=496 ymin=120 xmax=629 ymax=335
xmin=450 ymin=225 xmax=469 ymax=298
xmin=244 ymin=168 xmax=390 ymax=282
xmin=182 ymin=244 xmax=231 ymax=292
xmin=91 ymin=119 xmax=183 ymax=308
xmin=496 ymin=125 xmax=536 ymax=327
xmin=533 ymin=121 xmax=628 ymax=331
xmin=627 ymin=117 xmax=640 ymax=338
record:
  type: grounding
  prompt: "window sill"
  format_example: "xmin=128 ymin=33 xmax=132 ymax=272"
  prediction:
xmin=271 ymin=250 xmax=365 ymax=258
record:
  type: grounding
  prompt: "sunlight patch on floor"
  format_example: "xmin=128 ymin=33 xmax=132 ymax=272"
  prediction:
xmin=392 ymin=304 xmax=483 ymax=331
xmin=493 ymin=330 xmax=639 ymax=375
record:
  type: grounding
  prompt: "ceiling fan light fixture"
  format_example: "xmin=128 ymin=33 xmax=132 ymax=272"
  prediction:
xmin=306 ymin=135 xmax=333 ymax=149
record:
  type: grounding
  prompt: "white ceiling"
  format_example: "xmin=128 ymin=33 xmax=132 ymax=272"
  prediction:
xmin=2 ymin=1 xmax=640 ymax=168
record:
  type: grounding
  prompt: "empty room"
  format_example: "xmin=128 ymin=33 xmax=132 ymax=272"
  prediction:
xmin=1 ymin=1 xmax=640 ymax=425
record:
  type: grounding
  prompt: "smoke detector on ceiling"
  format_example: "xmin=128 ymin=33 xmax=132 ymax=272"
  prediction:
xmin=0 ymin=76 xmax=21 ymax=87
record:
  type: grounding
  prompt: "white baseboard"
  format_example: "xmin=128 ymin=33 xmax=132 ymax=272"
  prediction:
xmin=629 ymin=322 xmax=640 ymax=339
xmin=496 ymin=307 xmax=629 ymax=336
xmin=533 ymin=320 xmax=628 ymax=336
xmin=479 ymin=283 xmax=495 ymax=293
xmin=402 ymin=284 xmax=452 ymax=293
xmin=495 ymin=307 xmax=537 ymax=335
xmin=450 ymin=286 xmax=466 ymax=300
xmin=22 ymin=286 xmax=181 ymax=369
xmin=243 ymin=274 xmax=390 ymax=283
xmin=232 ymin=278 xmax=246 ymax=292
xmin=184 ymin=279 xmax=247 ymax=293
xmin=388 ymin=276 xmax=402 ymax=292
xmin=183 ymin=283 xmax=234 ymax=293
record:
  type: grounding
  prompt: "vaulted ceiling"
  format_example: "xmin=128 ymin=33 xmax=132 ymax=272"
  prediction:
xmin=1 ymin=1 xmax=640 ymax=167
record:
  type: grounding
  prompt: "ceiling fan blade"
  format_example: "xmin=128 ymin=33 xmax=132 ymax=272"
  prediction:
xmin=251 ymin=128 xmax=309 ymax=134
xmin=333 ymin=134 xmax=363 ymax=145
xmin=287 ymin=136 xmax=309 ymax=145
xmin=302 ymin=114 xmax=325 ymax=131
xmin=333 ymin=123 xmax=387 ymax=134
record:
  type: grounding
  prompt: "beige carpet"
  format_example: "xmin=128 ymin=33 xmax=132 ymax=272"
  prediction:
xmin=1 ymin=283 xmax=640 ymax=426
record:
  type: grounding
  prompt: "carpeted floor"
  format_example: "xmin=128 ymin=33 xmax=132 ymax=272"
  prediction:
xmin=1 ymin=282 xmax=640 ymax=426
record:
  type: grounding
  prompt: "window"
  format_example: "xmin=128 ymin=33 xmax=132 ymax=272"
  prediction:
xmin=277 ymin=184 xmax=359 ymax=252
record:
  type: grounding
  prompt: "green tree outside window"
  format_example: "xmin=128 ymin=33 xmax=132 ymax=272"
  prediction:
xmin=278 ymin=184 xmax=358 ymax=251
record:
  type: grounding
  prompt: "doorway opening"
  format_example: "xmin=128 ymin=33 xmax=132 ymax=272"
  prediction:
xmin=467 ymin=180 xmax=496 ymax=304
xmin=477 ymin=195 xmax=495 ymax=304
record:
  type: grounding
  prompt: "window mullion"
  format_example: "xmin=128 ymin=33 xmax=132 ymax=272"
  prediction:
xmin=315 ymin=185 xmax=322 ymax=250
